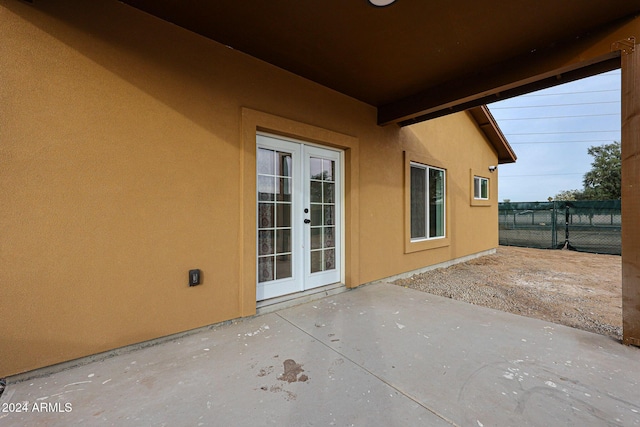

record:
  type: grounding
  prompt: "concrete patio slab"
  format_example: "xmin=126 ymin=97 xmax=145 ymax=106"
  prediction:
xmin=2 ymin=282 xmax=639 ymax=426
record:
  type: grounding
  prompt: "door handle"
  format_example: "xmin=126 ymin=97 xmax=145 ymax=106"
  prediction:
xmin=304 ymin=219 xmax=311 ymax=224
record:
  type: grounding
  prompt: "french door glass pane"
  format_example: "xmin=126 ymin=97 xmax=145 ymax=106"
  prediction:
xmin=310 ymin=204 xmax=322 ymax=226
xmin=275 ymin=255 xmax=292 ymax=279
xmin=323 ymin=159 xmax=335 ymax=181
xmin=257 ymin=149 xmax=275 ymax=175
xmin=310 ymin=181 xmax=322 ymax=203
xmin=258 ymin=176 xmax=275 ymax=201
xmin=258 ymin=230 xmax=274 ymax=255
xmin=324 ymin=206 xmax=334 ymax=225
xmin=276 ymin=203 xmax=291 ymax=227
xmin=258 ymin=203 xmax=274 ymax=228
xmin=277 ymin=178 xmax=291 ymax=201
xmin=310 ymin=250 xmax=322 ymax=273
xmin=310 ymin=158 xmax=323 ymax=179
xmin=323 ymin=182 xmax=335 ymax=203
xmin=258 ymin=257 xmax=274 ymax=282
xmin=276 ymin=229 xmax=291 ymax=253
xmin=410 ymin=166 xmax=426 ymax=239
xmin=324 ymin=249 xmax=335 ymax=270
xmin=324 ymin=227 xmax=334 ymax=248
xmin=311 ymin=227 xmax=322 ymax=250
xmin=277 ymin=152 xmax=292 ymax=177
xmin=310 ymin=157 xmax=334 ymax=181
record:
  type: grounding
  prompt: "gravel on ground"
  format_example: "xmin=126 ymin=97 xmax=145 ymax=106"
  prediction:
xmin=393 ymin=246 xmax=622 ymax=340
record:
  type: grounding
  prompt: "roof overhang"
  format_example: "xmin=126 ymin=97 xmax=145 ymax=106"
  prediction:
xmin=468 ymin=106 xmax=516 ymax=164
xmin=120 ymin=0 xmax=639 ymax=126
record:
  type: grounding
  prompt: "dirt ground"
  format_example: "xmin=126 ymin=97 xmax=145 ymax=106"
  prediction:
xmin=393 ymin=246 xmax=623 ymax=340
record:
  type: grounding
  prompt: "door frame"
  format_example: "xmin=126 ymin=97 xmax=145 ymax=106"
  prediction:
xmin=255 ymin=133 xmax=344 ymax=301
xmin=240 ymin=108 xmax=359 ymax=316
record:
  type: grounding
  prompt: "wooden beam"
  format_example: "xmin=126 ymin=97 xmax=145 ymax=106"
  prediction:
xmin=396 ymin=59 xmax=620 ymax=126
xmin=380 ymin=15 xmax=640 ymax=126
xmin=621 ymin=37 xmax=640 ymax=347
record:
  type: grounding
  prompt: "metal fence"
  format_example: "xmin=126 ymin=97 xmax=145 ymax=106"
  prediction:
xmin=498 ymin=200 xmax=621 ymax=255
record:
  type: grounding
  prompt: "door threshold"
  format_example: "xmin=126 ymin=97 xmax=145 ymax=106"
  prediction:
xmin=256 ymin=283 xmax=347 ymax=315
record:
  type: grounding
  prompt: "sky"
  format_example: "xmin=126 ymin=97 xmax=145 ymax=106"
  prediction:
xmin=487 ymin=69 xmax=621 ymax=202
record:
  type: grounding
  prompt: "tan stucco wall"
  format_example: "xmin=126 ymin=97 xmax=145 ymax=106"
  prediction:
xmin=357 ymin=115 xmax=500 ymax=285
xmin=1 ymin=0 xmax=500 ymax=376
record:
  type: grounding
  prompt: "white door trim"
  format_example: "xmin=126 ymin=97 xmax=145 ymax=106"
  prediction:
xmin=256 ymin=133 xmax=343 ymax=301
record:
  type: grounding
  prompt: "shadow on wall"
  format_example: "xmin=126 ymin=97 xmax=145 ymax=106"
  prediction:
xmin=4 ymin=0 xmax=371 ymax=144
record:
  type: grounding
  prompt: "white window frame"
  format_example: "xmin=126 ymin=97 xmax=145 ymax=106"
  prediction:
xmin=410 ymin=162 xmax=446 ymax=242
xmin=474 ymin=176 xmax=489 ymax=200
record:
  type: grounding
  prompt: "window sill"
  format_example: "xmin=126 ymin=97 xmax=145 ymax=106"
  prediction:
xmin=471 ymin=198 xmax=492 ymax=207
xmin=405 ymin=236 xmax=450 ymax=254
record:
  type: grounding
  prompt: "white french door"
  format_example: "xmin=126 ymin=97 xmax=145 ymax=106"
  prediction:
xmin=256 ymin=134 xmax=342 ymax=301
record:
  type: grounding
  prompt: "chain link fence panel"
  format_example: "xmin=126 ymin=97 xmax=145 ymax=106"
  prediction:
xmin=499 ymin=201 xmax=621 ymax=255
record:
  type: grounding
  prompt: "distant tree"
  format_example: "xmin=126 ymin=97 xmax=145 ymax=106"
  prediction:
xmin=554 ymin=141 xmax=620 ymax=201
xmin=582 ymin=141 xmax=621 ymax=200
xmin=554 ymin=189 xmax=584 ymax=201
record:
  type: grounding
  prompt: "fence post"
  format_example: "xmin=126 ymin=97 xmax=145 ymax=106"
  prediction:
xmin=565 ymin=204 xmax=570 ymax=248
xmin=551 ymin=202 xmax=557 ymax=248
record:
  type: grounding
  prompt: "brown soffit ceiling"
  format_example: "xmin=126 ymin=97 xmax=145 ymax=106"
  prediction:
xmin=120 ymin=0 xmax=640 ymax=125
xmin=468 ymin=106 xmax=516 ymax=165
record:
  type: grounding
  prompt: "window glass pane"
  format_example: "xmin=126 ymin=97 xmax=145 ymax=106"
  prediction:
xmin=257 ymin=148 xmax=275 ymax=175
xmin=429 ymin=168 xmax=445 ymax=238
xmin=481 ymin=178 xmax=488 ymax=199
xmin=474 ymin=176 xmax=488 ymax=200
xmin=410 ymin=166 xmax=426 ymax=239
